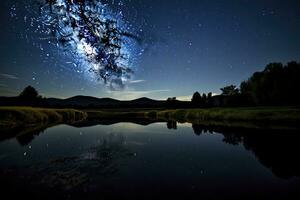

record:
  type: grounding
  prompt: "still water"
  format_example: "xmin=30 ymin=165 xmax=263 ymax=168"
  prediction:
xmin=0 ymin=121 xmax=300 ymax=199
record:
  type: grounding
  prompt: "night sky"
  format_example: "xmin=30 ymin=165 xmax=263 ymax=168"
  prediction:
xmin=0 ymin=0 xmax=299 ymax=100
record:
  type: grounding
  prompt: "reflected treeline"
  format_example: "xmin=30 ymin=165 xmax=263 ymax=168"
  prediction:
xmin=0 ymin=124 xmax=51 ymax=146
xmin=1 ymin=119 xmax=300 ymax=180
xmin=240 ymin=133 xmax=300 ymax=179
xmin=16 ymin=127 xmax=47 ymax=146
xmin=167 ymin=120 xmax=300 ymax=179
xmin=191 ymin=122 xmax=300 ymax=179
xmin=167 ymin=121 xmax=177 ymax=129
xmin=192 ymin=124 xmax=213 ymax=135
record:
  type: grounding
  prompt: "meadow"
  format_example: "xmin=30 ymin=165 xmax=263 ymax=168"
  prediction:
xmin=1 ymin=106 xmax=299 ymax=131
xmin=0 ymin=106 xmax=87 ymax=129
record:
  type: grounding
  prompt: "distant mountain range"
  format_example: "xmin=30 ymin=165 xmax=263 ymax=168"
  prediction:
xmin=0 ymin=95 xmax=178 ymax=108
xmin=45 ymin=95 xmax=167 ymax=107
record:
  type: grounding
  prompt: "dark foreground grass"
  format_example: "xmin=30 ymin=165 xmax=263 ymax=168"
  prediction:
xmin=0 ymin=107 xmax=87 ymax=129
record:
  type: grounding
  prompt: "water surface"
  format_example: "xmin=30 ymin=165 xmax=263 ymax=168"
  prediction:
xmin=0 ymin=121 xmax=299 ymax=199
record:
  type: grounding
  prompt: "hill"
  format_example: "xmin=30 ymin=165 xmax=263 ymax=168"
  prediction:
xmin=0 ymin=95 xmax=169 ymax=108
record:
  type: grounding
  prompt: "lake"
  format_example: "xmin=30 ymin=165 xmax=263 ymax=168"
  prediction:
xmin=0 ymin=121 xmax=300 ymax=199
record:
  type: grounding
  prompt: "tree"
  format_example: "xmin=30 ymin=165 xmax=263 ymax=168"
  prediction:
xmin=207 ymin=92 xmax=213 ymax=107
xmin=207 ymin=92 xmax=212 ymax=99
xmin=220 ymin=85 xmax=239 ymax=96
xmin=191 ymin=92 xmax=201 ymax=105
xmin=166 ymin=97 xmax=177 ymax=108
xmin=240 ymin=61 xmax=300 ymax=106
xmin=202 ymin=93 xmax=207 ymax=101
xmin=167 ymin=97 xmax=176 ymax=101
xmin=19 ymin=86 xmax=39 ymax=100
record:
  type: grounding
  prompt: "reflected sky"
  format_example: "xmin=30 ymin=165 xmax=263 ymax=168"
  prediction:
xmin=0 ymin=122 xmax=300 ymax=199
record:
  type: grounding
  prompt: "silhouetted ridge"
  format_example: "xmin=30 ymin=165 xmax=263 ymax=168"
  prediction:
xmin=35 ymin=95 xmax=166 ymax=108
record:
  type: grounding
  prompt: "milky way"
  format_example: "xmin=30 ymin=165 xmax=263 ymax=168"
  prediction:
xmin=12 ymin=0 xmax=143 ymax=90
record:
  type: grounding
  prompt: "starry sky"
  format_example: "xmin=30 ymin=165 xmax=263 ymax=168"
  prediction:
xmin=0 ymin=0 xmax=299 ymax=100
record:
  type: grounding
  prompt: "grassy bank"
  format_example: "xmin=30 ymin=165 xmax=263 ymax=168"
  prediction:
xmin=1 ymin=106 xmax=299 ymax=130
xmin=0 ymin=107 xmax=87 ymax=129
xmin=86 ymin=107 xmax=300 ymax=129
xmin=148 ymin=107 xmax=300 ymax=123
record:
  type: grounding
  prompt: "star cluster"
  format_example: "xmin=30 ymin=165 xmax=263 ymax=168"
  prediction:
xmin=11 ymin=0 xmax=143 ymax=90
xmin=2 ymin=0 xmax=299 ymax=99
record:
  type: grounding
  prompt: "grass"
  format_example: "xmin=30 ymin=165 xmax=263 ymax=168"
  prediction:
xmin=85 ymin=106 xmax=300 ymax=129
xmin=144 ymin=107 xmax=300 ymax=129
xmin=1 ymin=106 xmax=300 ymax=131
xmin=86 ymin=107 xmax=300 ymax=122
xmin=149 ymin=107 xmax=300 ymax=123
xmin=0 ymin=107 xmax=87 ymax=129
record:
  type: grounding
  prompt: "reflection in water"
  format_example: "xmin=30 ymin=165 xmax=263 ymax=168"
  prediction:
xmin=0 ymin=119 xmax=300 ymax=199
xmin=167 ymin=121 xmax=177 ymax=129
xmin=0 ymin=131 xmax=136 ymax=199
xmin=1 ymin=119 xmax=299 ymax=180
xmin=0 ymin=124 xmax=50 ymax=146
xmin=191 ymin=123 xmax=300 ymax=179
xmin=41 ymin=133 xmax=133 ymax=190
xmin=16 ymin=127 xmax=47 ymax=146
xmin=240 ymin=133 xmax=300 ymax=179
xmin=192 ymin=124 xmax=213 ymax=135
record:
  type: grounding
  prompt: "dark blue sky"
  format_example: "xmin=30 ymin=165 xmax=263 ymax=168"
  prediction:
xmin=0 ymin=0 xmax=299 ymax=100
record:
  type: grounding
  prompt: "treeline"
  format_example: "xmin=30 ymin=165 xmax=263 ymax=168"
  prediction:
xmin=240 ymin=61 xmax=300 ymax=106
xmin=189 ymin=61 xmax=300 ymax=107
xmin=0 ymin=86 xmax=45 ymax=107
xmin=1 ymin=61 xmax=299 ymax=108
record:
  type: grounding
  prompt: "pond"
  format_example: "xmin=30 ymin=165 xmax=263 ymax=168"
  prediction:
xmin=0 ymin=121 xmax=300 ymax=199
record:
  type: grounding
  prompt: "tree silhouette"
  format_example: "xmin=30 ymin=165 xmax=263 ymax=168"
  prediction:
xmin=191 ymin=92 xmax=201 ymax=106
xmin=202 ymin=93 xmax=207 ymax=102
xmin=240 ymin=61 xmax=300 ymax=106
xmin=207 ymin=92 xmax=213 ymax=107
xmin=220 ymin=85 xmax=239 ymax=96
xmin=207 ymin=92 xmax=212 ymax=99
xmin=166 ymin=97 xmax=178 ymax=108
xmin=167 ymin=97 xmax=177 ymax=101
xmin=19 ymin=86 xmax=39 ymax=100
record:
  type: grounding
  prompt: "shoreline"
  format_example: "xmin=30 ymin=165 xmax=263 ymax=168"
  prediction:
xmin=86 ymin=107 xmax=300 ymax=130
xmin=0 ymin=107 xmax=88 ymax=130
xmin=1 ymin=106 xmax=300 ymax=131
